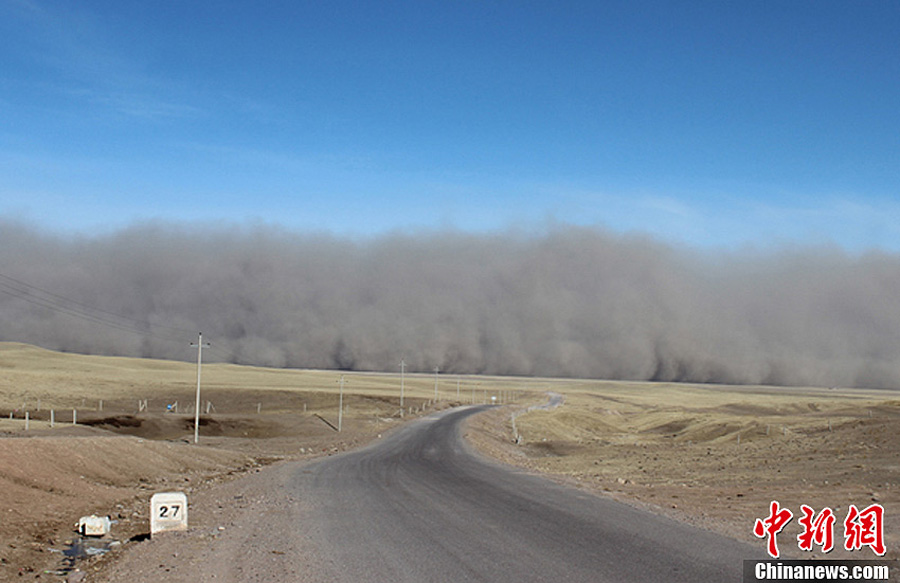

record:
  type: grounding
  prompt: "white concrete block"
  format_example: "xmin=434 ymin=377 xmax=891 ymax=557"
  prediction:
xmin=150 ymin=492 xmax=188 ymax=536
xmin=77 ymin=515 xmax=111 ymax=536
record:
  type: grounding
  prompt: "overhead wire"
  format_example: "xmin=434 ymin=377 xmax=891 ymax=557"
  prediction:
xmin=0 ymin=270 xmax=242 ymax=362
xmin=0 ymin=272 xmax=196 ymax=336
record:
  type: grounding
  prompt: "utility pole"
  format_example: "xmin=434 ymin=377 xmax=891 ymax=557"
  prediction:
xmin=338 ymin=375 xmax=345 ymax=432
xmin=191 ymin=332 xmax=210 ymax=444
xmin=433 ymin=366 xmax=440 ymax=401
xmin=400 ymin=359 xmax=406 ymax=408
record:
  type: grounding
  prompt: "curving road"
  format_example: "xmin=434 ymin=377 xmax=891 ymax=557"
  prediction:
xmin=289 ymin=405 xmax=756 ymax=582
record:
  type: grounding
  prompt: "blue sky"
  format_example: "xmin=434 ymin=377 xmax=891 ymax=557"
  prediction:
xmin=1 ymin=0 xmax=898 ymax=250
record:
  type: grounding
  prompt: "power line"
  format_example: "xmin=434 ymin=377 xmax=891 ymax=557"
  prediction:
xmin=0 ymin=271 xmax=196 ymax=336
xmin=0 ymin=270 xmax=250 ymax=366
xmin=0 ymin=270 xmax=196 ymax=347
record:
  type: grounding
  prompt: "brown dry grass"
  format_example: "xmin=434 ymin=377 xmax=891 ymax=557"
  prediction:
xmin=466 ymin=381 xmax=900 ymax=561
xmin=0 ymin=342 xmax=543 ymax=580
xmin=0 ymin=343 xmax=410 ymax=579
xmin=0 ymin=342 xmax=544 ymax=418
xmin=3 ymin=341 xmax=899 ymax=580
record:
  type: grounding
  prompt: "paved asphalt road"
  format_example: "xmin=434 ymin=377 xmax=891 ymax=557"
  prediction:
xmin=289 ymin=405 xmax=757 ymax=582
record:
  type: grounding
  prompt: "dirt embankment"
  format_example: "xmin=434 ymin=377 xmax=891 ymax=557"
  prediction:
xmin=0 ymin=407 xmax=425 ymax=582
xmin=0 ymin=342 xmax=465 ymax=581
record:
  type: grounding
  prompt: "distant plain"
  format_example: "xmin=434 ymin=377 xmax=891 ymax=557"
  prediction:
xmin=1 ymin=342 xmax=897 ymax=579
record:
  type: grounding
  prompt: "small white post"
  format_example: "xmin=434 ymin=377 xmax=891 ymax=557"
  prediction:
xmin=50 ymin=409 xmax=55 ymax=427
xmin=24 ymin=412 xmax=29 ymax=431
xmin=257 ymin=403 xmax=261 ymax=414
xmin=73 ymin=409 xmax=77 ymax=425
xmin=99 ymin=399 xmax=103 ymax=412
xmin=151 ymin=492 xmax=189 ymax=536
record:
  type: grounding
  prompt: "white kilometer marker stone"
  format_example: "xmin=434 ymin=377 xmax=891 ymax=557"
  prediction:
xmin=150 ymin=492 xmax=188 ymax=536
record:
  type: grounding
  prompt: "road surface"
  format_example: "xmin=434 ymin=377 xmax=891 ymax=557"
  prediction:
xmin=100 ymin=405 xmax=757 ymax=582
xmin=288 ymin=405 xmax=755 ymax=582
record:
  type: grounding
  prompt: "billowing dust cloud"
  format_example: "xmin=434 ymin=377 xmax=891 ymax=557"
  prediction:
xmin=1 ymin=220 xmax=898 ymax=389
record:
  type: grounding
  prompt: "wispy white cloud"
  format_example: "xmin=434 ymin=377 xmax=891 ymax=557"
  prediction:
xmin=638 ymin=195 xmax=699 ymax=220
xmin=738 ymin=194 xmax=900 ymax=250
xmin=517 ymin=183 xmax=900 ymax=252
xmin=174 ymin=140 xmax=383 ymax=177
xmin=84 ymin=90 xmax=202 ymax=120
xmin=3 ymin=1 xmax=201 ymax=123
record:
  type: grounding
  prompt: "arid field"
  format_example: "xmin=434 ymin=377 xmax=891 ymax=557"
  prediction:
xmin=468 ymin=381 xmax=900 ymax=562
xmin=1 ymin=342 xmax=898 ymax=580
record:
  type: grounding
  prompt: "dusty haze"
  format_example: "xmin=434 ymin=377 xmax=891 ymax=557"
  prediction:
xmin=1 ymin=219 xmax=898 ymax=389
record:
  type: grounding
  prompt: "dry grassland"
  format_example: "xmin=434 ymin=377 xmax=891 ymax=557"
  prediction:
xmin=2 ymin=341 xmax=898 ymax=580
xmin=466 ymin=380 xmax=900 ymax=561
xmin=0 ymin=342 xmax=536 ymax=580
